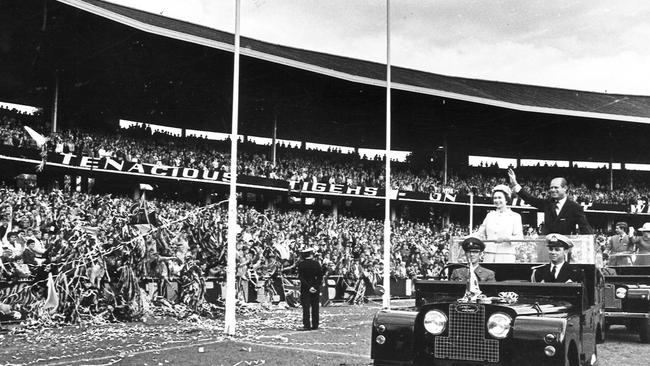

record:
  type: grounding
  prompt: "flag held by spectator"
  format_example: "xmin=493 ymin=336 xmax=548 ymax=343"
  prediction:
xmin=274 ymin=240 xmax=291 ymax=260
xmin=131 ymin=224 xmax=153 ymax=235
xmin=129 ymin=201 xmax=158 ymax=226
xmin=139 ymin=183 xmax=154 ymax=191
xmin=82 ymin=226 xmax=99 ymax=237
xmin=24 ymin=126 xmax=48 ymax=147
xmin=43 ymin=272 xmax=59 ymax=310
xmin=444 ymin=192 xmax=457 ymax=202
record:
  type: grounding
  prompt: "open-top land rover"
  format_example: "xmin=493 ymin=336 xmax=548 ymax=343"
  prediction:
xmin=371 ymin=236 xmax=604 ymax=366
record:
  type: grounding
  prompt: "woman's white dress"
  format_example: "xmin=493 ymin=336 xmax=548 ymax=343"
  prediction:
xmin=473 ymin=209 xmax=524 ymax=262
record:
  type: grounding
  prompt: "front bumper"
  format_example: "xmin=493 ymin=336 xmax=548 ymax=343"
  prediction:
xmin=605 ymin=311 xmax=650 ymax=318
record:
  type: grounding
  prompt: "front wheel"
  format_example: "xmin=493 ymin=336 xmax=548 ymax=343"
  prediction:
xmin=596 ymin=323 xmax=606 ymax=344
xmin=639 ymin=318 xmax=650 ymax=343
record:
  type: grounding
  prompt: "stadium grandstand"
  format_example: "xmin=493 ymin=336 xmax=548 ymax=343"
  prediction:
xmin=2 ymin=0 xmax=650 ymax=324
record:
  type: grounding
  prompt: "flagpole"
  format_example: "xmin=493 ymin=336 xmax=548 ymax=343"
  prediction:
xmin=382 ymin=0 xmax=392 ymax=309
xmin=469 ymin=191 xmax=474 ymax=230
xmin=272 ymin=116 xmax=277 ymax=166
xmin=52 ymin=70 xmax=59 ymax=133
xmin=224 ymin=0 xmax=241 ymax=336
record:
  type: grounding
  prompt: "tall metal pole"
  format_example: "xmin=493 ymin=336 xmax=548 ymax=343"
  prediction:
xmin=224 ymin=0 xmax=241 ymax=336
xmin=443 ymin=135 xmax=448 ymax=185
xmin=469 ymin=192 xmax=474 ymax=231
xmin=382 ymin=0 xmax=392 ymax=309
xmin=609 ymin=157 xmax=613 ymax=191
xmin=272 ymin=116 xmax=277 ymax=166
xmin=52 ymin=71 xmax=59 ymax=133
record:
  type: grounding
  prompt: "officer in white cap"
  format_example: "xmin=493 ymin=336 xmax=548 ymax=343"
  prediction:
xmin=532 ymin=233 xmax=583 ymax=283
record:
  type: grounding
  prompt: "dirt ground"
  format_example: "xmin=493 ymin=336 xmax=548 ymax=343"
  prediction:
xmin=0 ymin=301 xmax=648 ymax=365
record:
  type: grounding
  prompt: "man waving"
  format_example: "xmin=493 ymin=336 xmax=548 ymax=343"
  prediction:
xmin=508 ymin=168 xmax=593 ymax=235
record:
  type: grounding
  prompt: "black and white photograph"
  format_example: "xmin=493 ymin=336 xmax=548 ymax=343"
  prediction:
xmin=1 ymin=1 xmax=650 ymax=365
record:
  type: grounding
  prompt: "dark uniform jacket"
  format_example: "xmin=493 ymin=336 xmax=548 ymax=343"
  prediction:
xmin=517 ymin=189 xmax=594 ymax=235
xmin=533 ymin=262 xmax=583 ymax=283
xmin=450 ymin=265 xmax=496 ymax=282
xmin=297 ymin=258 xmax=323 ymax=292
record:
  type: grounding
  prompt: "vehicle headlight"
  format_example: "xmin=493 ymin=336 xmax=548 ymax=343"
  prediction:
xmin=487 ymin=312 xmax=512 ymax=339
xmin=544 ymin=333 xmax=556 ymax=344
xmin=615 ymin=287 xmax=627 ymax=299
xmin=544 ymin=346 xmax=556 ymax=357
xmin=423 ymin=309 xmax=447 ymax=335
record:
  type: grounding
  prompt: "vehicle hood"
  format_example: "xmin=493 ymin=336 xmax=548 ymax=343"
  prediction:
xmin=506 ymin=302 xmax=572 ymax=316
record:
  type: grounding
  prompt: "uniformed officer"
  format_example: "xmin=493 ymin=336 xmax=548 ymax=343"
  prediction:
xmin=532 ymin=233 xmax=583 ymax=283
xmin=297 ymin=247 xmax=323 ymax=330
xmin=450 ymin=237 xmax=496 ymax=282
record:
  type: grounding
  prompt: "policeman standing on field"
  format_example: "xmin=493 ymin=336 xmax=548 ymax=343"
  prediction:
xmin=297 ymin=247 xmax=323 ymax=330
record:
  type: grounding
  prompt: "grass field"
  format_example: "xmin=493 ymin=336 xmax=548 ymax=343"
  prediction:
xmin=1 ymin=300 xmax=649 ymax=365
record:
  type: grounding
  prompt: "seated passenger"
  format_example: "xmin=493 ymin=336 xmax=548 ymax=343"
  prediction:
xmin=532 ymin=234 xmax=583 ymax=283
xmin=450 ymin=237 xmax=496 ymax=282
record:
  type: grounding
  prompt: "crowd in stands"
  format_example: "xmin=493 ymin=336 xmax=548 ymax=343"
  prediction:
xmin=0 ymin=181 xmax=627 ymax=288
xmin=3 ymin=106 xmax=650 ymax=207
xmin=3 ymin=106 xmax=646 ymax=319
xmin=0 ymin=184 xmax=465 ymax=292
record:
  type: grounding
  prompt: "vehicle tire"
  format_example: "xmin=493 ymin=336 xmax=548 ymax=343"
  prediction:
xmin=596 ymin=324 xmax=606 ymax=344
xmin=639 ymin=318 xmax=650 ymax=343
xmin=567 ymin=342 xmax=579 ymax=366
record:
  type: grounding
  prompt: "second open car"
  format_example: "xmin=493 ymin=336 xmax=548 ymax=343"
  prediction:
xmin=603 ymin=252 xmax=650 ymax=343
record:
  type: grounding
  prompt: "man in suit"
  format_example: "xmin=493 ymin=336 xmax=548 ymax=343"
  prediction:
xmin=532 ymin=234 xmax=584 ymax=283
xmin=607 ymin=221 xmax=634 ymax=266
xmin=450 ymin=237 xmax=496 ymax=282
xmin=508 ymin=168 xmax=593 ymax=235
xmin=297 ymin=247 xmax=323 ymax=330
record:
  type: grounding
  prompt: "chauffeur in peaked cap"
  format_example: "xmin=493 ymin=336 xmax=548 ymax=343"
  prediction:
xmin=450 ymin=237 xmax=496 ymax=282
xmin=461 ymin=237 xmax=486 ymax=252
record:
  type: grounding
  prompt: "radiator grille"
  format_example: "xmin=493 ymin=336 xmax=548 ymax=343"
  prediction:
xmin=434 ymin=303 xmax=499 ymax=363
xmin=604 ymin=284 xmax=621 ymax=309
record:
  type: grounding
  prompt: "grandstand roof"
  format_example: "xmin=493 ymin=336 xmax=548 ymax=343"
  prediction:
xmin=57 ymin=0 xmax=650 ymax=124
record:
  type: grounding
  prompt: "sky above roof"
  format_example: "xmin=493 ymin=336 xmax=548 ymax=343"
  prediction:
xmin=106 ymin=0 xmax=650 ymax=96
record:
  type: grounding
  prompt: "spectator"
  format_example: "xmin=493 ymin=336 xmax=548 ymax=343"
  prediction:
xmin=606 ymin=221 xmax=634 ymax=266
